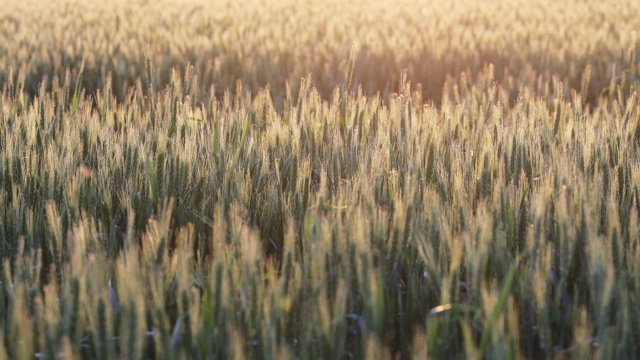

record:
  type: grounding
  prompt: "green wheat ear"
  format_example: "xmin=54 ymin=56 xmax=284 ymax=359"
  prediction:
xmin=71 ymin=58 xmax=85 ymax=115
xmin=146 ymin=156 xmax=158 ymax=209
xmin=238 ymin=115 xmax=250 ymax=155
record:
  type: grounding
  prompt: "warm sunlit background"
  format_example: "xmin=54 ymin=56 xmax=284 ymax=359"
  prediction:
xmin=1 ymin=0 xmax=638 ymax=105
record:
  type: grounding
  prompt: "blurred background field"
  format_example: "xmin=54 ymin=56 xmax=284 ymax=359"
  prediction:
xmin=1 ymin=0 xmax=639 ymax=106
xmin=1 ymin=0 xmax=640 ymax=359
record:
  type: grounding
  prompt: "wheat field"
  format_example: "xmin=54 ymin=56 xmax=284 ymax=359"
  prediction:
xmin=1 ymin=0 xmax=640 ymax=358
